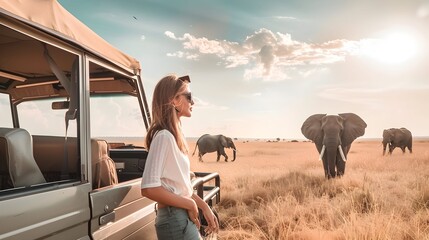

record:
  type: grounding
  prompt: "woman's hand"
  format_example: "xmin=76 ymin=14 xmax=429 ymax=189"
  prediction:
xmin=141 ymin=187 xmax=201 ymax=228
xmin=186 ymin=198 xmax=200 ymax=229
xmin=191 ymin=193 xmax=220 ymax=235
xmin=201 ymin=206 xmax=219 ymax=235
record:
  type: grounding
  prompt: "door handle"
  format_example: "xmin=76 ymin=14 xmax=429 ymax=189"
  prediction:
xmin=99 ymin=211 xmax=115 ymax=225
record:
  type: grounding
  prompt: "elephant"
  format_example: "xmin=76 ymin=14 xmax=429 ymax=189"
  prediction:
xmin=301 ymin=113 xmax=367 ymax=179
xmin=192 ymin=134 xmax=236 ymax=162
xmin=382 ymin=128 xmax=412 ymax=155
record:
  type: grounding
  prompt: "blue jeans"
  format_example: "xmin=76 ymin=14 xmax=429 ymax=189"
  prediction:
xmin=155 ymin=206 xmax=201 ymax=240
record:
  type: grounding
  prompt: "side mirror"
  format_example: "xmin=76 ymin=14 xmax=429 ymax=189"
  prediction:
xmin=52 ymin=101 xmax=70 ymax=110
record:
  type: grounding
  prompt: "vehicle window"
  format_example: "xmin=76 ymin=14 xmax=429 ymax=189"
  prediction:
xmin=88 ymin=61 xmax=146 ymax=147
xmin=0 ymin=93 xmax=12 ymax=127
xmin=87 ymin=61 xmax=147 ymax=185
xmin=0 ymin=24 xmax=81 ymax=192
xmin=17 ymin=98 xmax=77 ymax=137
xmin=90 ymin=95 xmax=145 ymax=147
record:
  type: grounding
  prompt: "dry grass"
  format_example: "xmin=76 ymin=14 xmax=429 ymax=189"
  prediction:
xmin=189 ymin=140 xmax=429 ymax=240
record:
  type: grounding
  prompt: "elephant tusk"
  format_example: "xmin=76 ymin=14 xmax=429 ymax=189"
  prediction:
xmin=318 ymin=145 xmax=325 ymax=161
xmin=338 ymin=145 xmax=347 ymax=162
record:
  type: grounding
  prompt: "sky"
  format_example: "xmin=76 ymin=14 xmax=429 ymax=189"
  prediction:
xmin=59 ymin=0 xmax=429 ymax=140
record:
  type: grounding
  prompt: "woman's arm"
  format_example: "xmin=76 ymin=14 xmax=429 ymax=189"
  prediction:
xmin=192 ymin=193 xmax=219 ymax=234
xmin=141 ymin=187 xmax=200 ymax=227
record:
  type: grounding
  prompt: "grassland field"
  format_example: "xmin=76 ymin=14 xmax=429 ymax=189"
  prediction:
xmin=187 ymin=139 xmax=429 ymax=240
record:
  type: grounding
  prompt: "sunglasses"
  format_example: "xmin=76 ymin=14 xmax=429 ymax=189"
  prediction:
xmin=181 ymin=92 xmax=194 ymax=104
xmin=178 ymin=75 xmax=191 ymax=83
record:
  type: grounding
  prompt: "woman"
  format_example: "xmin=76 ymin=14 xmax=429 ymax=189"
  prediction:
xmin=141 ymin=74 xmax=219 ymax=239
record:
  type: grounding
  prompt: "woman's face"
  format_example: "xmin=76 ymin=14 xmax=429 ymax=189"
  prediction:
xmin=174 ymin=84 xmax=194 ymax=118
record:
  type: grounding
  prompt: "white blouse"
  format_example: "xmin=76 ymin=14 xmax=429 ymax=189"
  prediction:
xmin=141 ymin=130 xmax=193 ymax=198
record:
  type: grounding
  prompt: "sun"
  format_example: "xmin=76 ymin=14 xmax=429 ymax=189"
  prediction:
xmin=362 ymin=31 xmax=418 ymax=64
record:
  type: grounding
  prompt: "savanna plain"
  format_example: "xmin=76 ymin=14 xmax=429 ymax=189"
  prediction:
xmin=187 ymin=139 xmax=429 ymax=240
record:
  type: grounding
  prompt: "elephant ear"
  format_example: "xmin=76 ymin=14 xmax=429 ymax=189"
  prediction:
xmin=301 ymin=114 xmax=326 ymax=146
xmin=219 ymin=135 xmax=228 ymax=147
xmin=399 ymin=128 xmax=408 ymax=134
xmin=339 ymin=113 xmax=367 ymax=146
xmin=382 ymin=129 xmax=390 ymax=141
xmin=383 ymin=129 xmax=388 ymax=136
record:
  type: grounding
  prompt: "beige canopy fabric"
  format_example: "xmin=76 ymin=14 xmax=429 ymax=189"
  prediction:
xmin=0 ymin=0 xmax=141 ymax=74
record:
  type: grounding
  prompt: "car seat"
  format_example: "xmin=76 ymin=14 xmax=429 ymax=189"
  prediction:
xmin=0 ymin=128 xmax=46 ymax=188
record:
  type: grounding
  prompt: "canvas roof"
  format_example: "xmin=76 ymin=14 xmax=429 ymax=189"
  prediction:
xmin=0 ymin=0 xmax=141 ymax=74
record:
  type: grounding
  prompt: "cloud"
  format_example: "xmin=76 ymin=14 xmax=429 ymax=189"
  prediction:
xmin=259 ymin=45 xmax=275 ymax=75
xmin=164 ymin=28 xmax=366 ymax=81
xmin=273 ymin=16 xmax=297 ymax=21
xmin=165 ymin=31 xmax=176 ymax=39
xmin=166 ymin=51 xmax=199 ymax=60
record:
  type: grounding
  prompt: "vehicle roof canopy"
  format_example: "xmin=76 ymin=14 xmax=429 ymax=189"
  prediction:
xmin=0 ymin=0 xmax=141 ymax=75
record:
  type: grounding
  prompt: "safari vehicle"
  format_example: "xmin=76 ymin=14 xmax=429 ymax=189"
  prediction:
xmin=0 ymin=1 xmax=220 ymax=240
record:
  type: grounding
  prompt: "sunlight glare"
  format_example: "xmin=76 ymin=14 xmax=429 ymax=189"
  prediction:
xmin=363 ymin=32 xmax=418 ymax=64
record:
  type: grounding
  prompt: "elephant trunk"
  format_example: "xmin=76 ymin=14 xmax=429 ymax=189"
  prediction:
xmin=231 ymin=143 xmax=236 ymax=161
xmin=324 ymin=133 xmax=341 ymax=178
xmin=232 ymin=148 xmax=236 ymax=161
xmin=326 ymin=145 xmax=338 ymax=179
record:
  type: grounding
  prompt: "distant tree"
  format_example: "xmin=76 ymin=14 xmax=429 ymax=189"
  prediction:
xmin=276 ymin=137 xmax=280 ymax=142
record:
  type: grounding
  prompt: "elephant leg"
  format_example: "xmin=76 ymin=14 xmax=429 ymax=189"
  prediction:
xmin=219 ymin=149 xmax=228 ymax=162
xmin=336 ymin=158 xmax=345 ymax=177
xmin=337 ymin=146 xmax=349 ymax=176
xmin=327 ymin=170 xmax=335 ymax=179
xmin=382 ymin=142 xmax=388 ymax=156
xmin=216 ymin=152 xmax=220 ymax=162
xmin=329 ymin=168 xmax=336 ymax=178
xmin=401 ymin=147 xmax=406 ymax=154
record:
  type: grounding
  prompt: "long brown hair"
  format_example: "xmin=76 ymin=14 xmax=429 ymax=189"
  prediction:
xmin=145 ymin=74 xmax=190 ymax=153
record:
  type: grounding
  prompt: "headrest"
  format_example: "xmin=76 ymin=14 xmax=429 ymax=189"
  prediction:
xmin=0 ymin=128 xmax=46 ymax=187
